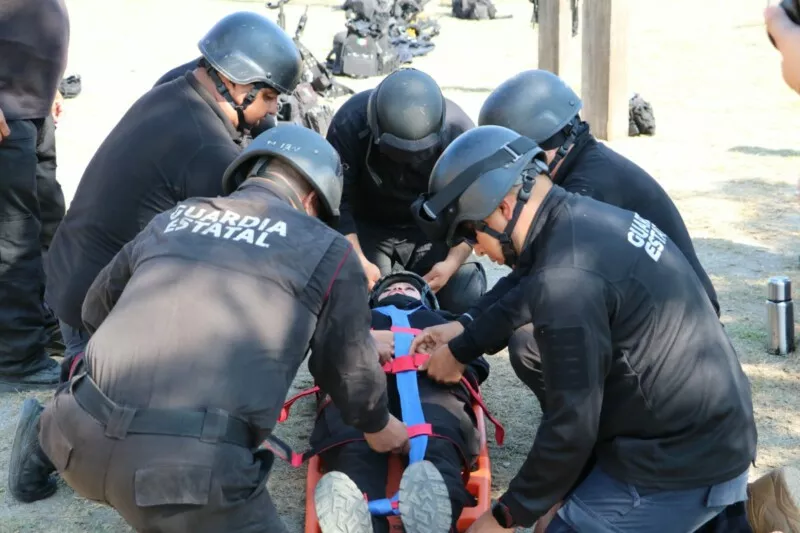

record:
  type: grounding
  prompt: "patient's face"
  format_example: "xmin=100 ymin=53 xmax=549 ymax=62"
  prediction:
xmin=377 ymin=282 xmax=422 ymax=301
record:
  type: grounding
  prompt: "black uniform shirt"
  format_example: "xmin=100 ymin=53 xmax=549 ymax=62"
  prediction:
xmin=490 ymin=187 xmax=756 ymax=526
xmin=45 ymin=72 xmax=241 ymax=329
xmin=81 ymin=181 xmax=390 ymax=438
xmin=449 ymin=130 xmax=720 ymax=362
xmin=154 ymin=58 xmax=201 ymax=87
xmin=326 ymin=90 xmax=475 ymax=236
xmin=0 ymin=0 xmax=70 ymax=120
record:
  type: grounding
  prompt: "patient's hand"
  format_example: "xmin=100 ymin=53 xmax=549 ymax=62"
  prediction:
xmin=371 ymin=330 xmax=394 ymax=364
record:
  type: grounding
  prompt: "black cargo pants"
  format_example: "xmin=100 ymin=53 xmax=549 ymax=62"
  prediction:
xmin=355 ymin=221 xmax=487 ymax=315
xmin=36 ymin=116 xmax=65 ymax=257
xmin=0 ymin=118 xmax=53 ymax=376
xmin=311 ymin=377 xmax=479 ymax=533
xmin=40 ymin=376 xmax=286 ymax=533
xmin=507 ymin=323 xmax=547 ymax=410
xmin=508 ymin=323 xmax=749 ymax=533
xmin=36 ymin=116 xmax=66 ymax=342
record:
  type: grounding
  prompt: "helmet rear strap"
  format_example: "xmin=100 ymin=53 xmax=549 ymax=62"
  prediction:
xmin=545 ymin=117 xmax=589 ymax=174
xmin=206 ymin=66 xmax=264 ymax=133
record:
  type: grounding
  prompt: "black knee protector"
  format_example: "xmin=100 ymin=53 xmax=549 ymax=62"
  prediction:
xmin=435 ymin=261 xmax=487 ymax=315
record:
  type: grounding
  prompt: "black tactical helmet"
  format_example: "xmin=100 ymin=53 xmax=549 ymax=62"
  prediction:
xmin=369 ymin=271 xmax=439 ymax=310
xmin=366 ymin=68 xmax=446 ymax=159
xmin=199 ymin=12 xmax=302 ymax=131
xmin=479 ymin=70 xmax=582 ymax=145
xmin=479 ymin=70 xmax=587 ymax=173
xmin=411 ymin=125 xmax=549 ymax=265
xmin=222 ymin=125 xmax=343 ymax=226
xmin=199 ymin=12 xmax=302 ymax=94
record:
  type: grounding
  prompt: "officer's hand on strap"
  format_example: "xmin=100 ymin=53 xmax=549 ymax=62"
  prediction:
xmin=766 ymin=4 xmax=800 ymax=93
xmin=423 ymin=258 xmax=459 ymax=293
xmin=0 ymin=107 xmax=10 ymax=143
xmin=364 ymin=414 xmax=410 ymax=454
xmin=409 ymin=321 xmax=464 ymax=356
xmin=419 ymin=343 xmax=465 ymax=385
xmin=466 ymin=510 xmax=515 ymax=533
xmin=370 ymin=330 xmax=394 ymax=364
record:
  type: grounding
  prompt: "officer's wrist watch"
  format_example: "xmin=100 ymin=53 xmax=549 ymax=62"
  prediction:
xmin=491 ymin=500 xmax=516 ymax=529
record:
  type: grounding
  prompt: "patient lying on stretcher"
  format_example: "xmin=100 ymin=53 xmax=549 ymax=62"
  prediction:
xmin=312 ymin=272 xmax=490 ymax=533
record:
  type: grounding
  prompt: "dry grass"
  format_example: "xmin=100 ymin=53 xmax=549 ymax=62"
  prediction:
xmin=0 ymin=0 xmax=798 ymax=531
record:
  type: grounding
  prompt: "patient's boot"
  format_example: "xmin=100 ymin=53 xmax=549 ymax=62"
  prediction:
xmin=746 ymin=465 xmax=800 ymax=533
xmin=315 ymin=471 xmax=374 ymax=533
xmin=398 ymin=460 xmax=452 ymax=533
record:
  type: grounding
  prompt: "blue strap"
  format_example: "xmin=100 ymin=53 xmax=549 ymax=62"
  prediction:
xmin=367 ymin=494 xmax=398 ymax=516
xmin=368 ymin=305 xmax=429 ymax=516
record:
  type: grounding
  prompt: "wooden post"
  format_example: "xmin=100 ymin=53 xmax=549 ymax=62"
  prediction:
xmin=538 ymin=0 xmax=572 ymax=76
xmin=581 ymin=0 xmax=630 ymax=140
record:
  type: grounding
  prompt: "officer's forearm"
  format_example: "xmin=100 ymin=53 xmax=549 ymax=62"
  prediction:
xmin=445 ymin=241 xmax=472 ymax=266
xmin=308 ymin=256 xmax=390 ymax=433
xmin=500 ymin=388 xmax=601 ymax=527
xmin=345 ymin=233 xmax=370 ymax=266
xmin=461 ymin=268 xmax=522 ymax=322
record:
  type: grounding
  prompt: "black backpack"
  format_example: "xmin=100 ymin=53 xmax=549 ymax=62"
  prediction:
xmin=58 ymin=75 xmax=82 ymax=99
xmin=328 ymin=29 xmax=401 ymax=79
xmin=628 ymin=94 xmax=656 ymax=137
xmin=277 ymin=83 xmax=335 ymax=136
xmin=452 ymin=0 xmax=497 ymax=20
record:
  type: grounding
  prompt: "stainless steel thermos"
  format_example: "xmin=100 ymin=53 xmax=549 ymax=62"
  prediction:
xmin=767 ymin=276 xmax=795 ymax=355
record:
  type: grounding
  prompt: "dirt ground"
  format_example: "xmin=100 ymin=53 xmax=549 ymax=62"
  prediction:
xmin=0 ymin=0 xmax=798 ymax=531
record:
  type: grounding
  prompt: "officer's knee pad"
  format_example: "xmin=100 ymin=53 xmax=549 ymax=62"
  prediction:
xmin=436 ymin=261 xmax=487 ymax=315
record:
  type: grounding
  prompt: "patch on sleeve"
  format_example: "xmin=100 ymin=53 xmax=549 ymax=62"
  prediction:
xmin=537 ymin=326 xmax=590 ymax=391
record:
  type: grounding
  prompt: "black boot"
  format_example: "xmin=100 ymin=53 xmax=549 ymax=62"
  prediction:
xmin=8 ymin=398 xmax=57 ymax=502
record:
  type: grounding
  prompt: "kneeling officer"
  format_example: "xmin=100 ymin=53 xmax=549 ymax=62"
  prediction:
xmin=8 ymin=125 xmax=408 ymax=533
xmin=412 ymin=126 xmax=756 ymax=532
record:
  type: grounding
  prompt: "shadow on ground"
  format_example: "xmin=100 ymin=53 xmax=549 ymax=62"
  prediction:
xmin=728 ymin=146 xmax=800 ymax=158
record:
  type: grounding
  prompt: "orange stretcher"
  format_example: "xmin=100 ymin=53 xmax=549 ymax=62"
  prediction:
xmin=302 ymin=398 xmax=493 ymax=533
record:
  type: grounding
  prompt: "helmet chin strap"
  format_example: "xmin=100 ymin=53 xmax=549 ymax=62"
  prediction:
xmin=547 ymin=117 xmax=588 ymax=174
xmin=480 ymin=173 xmax=536 ymax=267
xmin=207 ymin=67 xmax=263 ymax=134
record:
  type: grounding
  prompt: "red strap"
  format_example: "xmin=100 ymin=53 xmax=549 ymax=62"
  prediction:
xmin=68 ymin=352 xmax=85 ymax=381
xmin=407 ymin=423 xmax=433 ymax=439
xmin=460 ymin=377 xmax=506 ymax=446
xmin=390 ymin=326 xmax=422 ymax=335
xmin=381 ymin=353 xmax=430 ymax=374
xmin=278 ymin=386 xmax=320 ymax=423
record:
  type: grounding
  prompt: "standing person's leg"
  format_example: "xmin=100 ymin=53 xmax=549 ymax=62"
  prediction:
xmin=35 ymin=115 xmax=64 ymax=256
xmin=0 ymin=119 xmax=59 ymax=387
xmin=355 ymin=221 xmax=397 ymax=276
xmin=35 ymin=115 xmax=66 ymax=356
xmin=546 ymin=466 xmax=749 ymax=533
